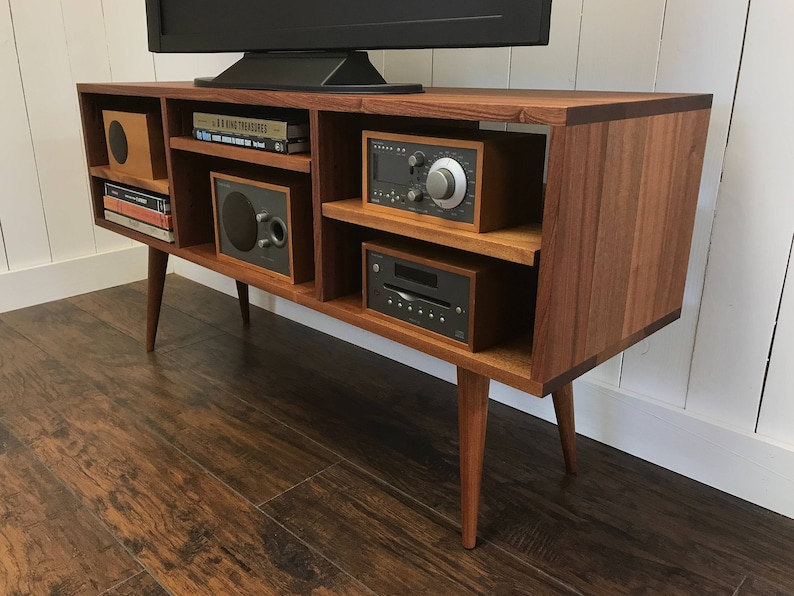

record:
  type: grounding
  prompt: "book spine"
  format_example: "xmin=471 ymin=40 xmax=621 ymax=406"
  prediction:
xmin=192 ymin=112 xmax=308 ymax=141
xmin=104 ymin=210 xmax=175 ymax=243
xmin=103 ymin=195 xmax=173 ymax=230
xmin=193 ymin=128 xmax=309 ymax=155
xmin=103 ymin=182 xmax=171 ymax=214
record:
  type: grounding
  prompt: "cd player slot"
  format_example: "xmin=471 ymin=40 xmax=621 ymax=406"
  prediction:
xmin=383 ymin=283 xmax=451 ymax=309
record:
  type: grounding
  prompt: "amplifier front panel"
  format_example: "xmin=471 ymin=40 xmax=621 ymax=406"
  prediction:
xmin=365 ymin=248 xmax=471 ymax=344
xmin=366 ymin=137 xmax=479 ymax=225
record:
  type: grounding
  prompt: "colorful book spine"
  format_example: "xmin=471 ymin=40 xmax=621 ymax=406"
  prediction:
xmin=104 ymin=210 xmax=175 ymax=243
xmin=103 ymin=195 xmax=173 ymax=230
xmin=103 ymin=182 xmax=171 ymax=214
xmin=192 ymin=112 xmax=309 ymax=141
xmin=193 ymin=128 xmax=310 ymax=155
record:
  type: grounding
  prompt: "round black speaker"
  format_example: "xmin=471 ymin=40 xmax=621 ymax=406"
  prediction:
xmin=222 ymin=191 xmax=258 ymax=251
xmin=108 ymin=120 xmax=128 ymax=164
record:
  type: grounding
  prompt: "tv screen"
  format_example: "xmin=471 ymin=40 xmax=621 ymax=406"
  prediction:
xmin=145 ymin=1 xmax=553 ymax=93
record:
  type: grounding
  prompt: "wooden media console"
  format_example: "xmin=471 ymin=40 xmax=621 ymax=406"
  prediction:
xmin=77 ymin=82 xmax=711 ymax=548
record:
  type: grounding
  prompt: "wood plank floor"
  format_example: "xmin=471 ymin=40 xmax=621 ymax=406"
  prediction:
xmin=1 ymin=275 xmax=793 ymax=595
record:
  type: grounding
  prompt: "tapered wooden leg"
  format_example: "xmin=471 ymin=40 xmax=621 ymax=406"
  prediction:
xmin=235 ymin=280 xmax=250 ymax=326
xmin=145 ymin=247 xmax=169 ymax=352
xmin=457 ymin=367 xmax=490 ymax=549
xmin=552 ymin=383 xmax=577 ymax=474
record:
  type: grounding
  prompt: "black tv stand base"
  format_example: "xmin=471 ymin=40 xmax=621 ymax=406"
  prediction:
xmin=194 ymin=50 xmax=424 ymax=94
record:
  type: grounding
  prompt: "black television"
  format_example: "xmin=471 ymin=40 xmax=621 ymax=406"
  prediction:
xmin=145 ymin=1 xmax=553 ymax=94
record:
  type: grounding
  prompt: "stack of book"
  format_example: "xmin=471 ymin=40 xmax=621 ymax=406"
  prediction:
xmin=103 ymin=181 xmax=174 ymax=243
xmin=192 ymin=111 xmax=310 ymax=154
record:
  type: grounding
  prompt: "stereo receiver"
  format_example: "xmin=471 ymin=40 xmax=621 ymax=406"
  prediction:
xmin=362 ymin=130 xmax=545 ymax=233
xmin=363 ymin=239 xmax=534 ymax=352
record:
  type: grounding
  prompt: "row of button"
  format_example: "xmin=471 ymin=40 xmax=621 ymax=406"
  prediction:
xmin=373 ymin=190 xmax=425 ymax=204
xmin=386 ymin=298 xmax=446 ymax=323
xmin=373 ymin=145 xmax=407 ymax=153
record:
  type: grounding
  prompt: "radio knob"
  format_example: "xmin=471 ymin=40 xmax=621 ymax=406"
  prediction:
xmin=256 ymin=211 xmax=269 ymax=223
xmin=407 ymin=189 xmax=423 ymax=202
xmin=407 ymin=151 xmax=425 ymax=167
xmin=427 ymin=168 xmax=455 ymax=201
xmin=426 ymin=157 xmax=468 ymax=209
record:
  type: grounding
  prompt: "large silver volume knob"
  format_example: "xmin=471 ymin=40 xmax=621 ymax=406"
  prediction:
xmin=426 ymin=157 xmax=467 ymax=209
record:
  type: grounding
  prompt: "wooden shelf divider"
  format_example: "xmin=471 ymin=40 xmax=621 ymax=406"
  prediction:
xmin=170 ymin=136 xmax=311 ymax=173
xmin=323 ymin=198 xmax=542 ymax=266
xmin=90 ymin=165 xmax=169 ymax=195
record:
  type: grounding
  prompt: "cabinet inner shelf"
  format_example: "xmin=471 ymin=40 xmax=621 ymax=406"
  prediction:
xmin=322 ymin=199 xmax=542 ymax=266
xmin=170 ymin=136 xmax=312 ymax=173
xmin=90 ymin=165 xmax=169 ymax=195
xmin=308 ymin=293 xmax=540 ymax=396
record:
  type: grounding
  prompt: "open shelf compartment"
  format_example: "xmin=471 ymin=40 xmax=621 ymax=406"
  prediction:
xmin=169 ymin=136 xmax=311 ymax=173
xmin=322 ymin=198 xmax=542 ymax=266
xmin=301 ymin=292 xmax=540 ymax=396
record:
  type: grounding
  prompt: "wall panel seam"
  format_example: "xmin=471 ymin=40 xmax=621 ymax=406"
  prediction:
xmin=572 ymin=0 xmax=585 ymax=89
xmin=652 ymin=0 xmax=669 ymax=91
xmin=6 ymin=0 xmax=53 ymax=265
xmin=99 ymin=0 xmax=113 ymax=81
xmin=0 ymin=218 xmax=9 ymax=270
xmin=58 ymin=0 xmax=100 ymax=255
xmin=754 ymin=231 xmax=794 ymax=432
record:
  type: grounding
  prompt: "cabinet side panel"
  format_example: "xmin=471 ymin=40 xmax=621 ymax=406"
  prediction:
xmin=622 ymin=110 xmax=710 ymax=336
xmin=533 ymin=123 xmax=608 ymax=384
xmin=584 ymin=117 xmax=649 ymax=356
xmin=534 ymin=111 xmax=709 ymax=391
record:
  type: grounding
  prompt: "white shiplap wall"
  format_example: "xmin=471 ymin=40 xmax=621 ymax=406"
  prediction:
xmin=0 ymin=0 xmax=51 ymax=271
xmin=576 ymin=0 xmax=666 ymax=92
xmin=10 ymin=0 xmax=100 ymax=261
xmin=1 ymin=0 xmax=793 ymax=518
xmin=621 ymin=0 xmax=751 ymax=404
xmin=687 ymin=0 xmax=794 ymax=431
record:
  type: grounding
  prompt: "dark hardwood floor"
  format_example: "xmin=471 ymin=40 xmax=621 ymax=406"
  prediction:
xmin=1 ymin=275 xmax=792 ymax=595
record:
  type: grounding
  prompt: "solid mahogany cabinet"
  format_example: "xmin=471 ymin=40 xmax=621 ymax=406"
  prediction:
xmin=77 ymin=82 xmax=711 ymax=548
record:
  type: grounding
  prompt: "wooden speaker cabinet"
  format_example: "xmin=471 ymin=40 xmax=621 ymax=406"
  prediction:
xmin=102 ymin=110 xmax=167 ymax=180
xmin=211 ymin=172 xmax=314 ymax=284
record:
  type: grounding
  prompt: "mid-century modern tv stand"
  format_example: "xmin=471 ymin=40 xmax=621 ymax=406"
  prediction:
xmin=77 ymin=82 xmax=711 ymax=549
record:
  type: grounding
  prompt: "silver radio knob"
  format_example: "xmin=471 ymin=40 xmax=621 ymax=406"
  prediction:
xmin=427 ymin=169 xmax=455 ymax=200
xmin=426 ymin=157 xmax=467 ymax=209
xmin=407 ymin=189 xmax=423 ymax=202
xmin=407 ymin=151 xmax=425 ymax=167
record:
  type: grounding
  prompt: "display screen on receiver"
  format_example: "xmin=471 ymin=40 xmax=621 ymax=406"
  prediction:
xmin=395 ymin=263 xmax=438 ymax=289
xmin=146 ymin=1 xmax=552 ymax=92
xmin=374 ymin=154 xmax=407 ymax=186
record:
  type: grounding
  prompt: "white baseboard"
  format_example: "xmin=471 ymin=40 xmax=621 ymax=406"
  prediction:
xmin=174 ymin=259 xmax=794 ymax=520
xmin=0 ymin=245 xmax=151 ymax=313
